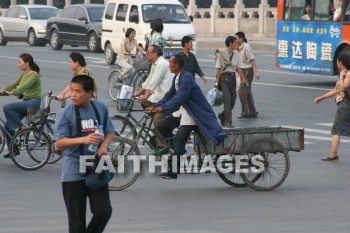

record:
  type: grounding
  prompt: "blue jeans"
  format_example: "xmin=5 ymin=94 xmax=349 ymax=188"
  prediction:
xmin=3 ymin=98 xmax=41 ymax=147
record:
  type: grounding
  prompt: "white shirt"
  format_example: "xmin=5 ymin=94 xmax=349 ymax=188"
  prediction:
xmin=142 ymin=56 xmax=171 ymax=103
xmin=238 ymin=42 xmax=255 ymax=69
xmin=172 ymin=73 xmax=196 ymax=126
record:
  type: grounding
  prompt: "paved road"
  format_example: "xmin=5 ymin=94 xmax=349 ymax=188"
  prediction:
xmin=0 ymin=44 xmax=349 ymax=233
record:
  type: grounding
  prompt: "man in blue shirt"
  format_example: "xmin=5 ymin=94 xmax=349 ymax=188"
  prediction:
xmin=55 ymin=75 xmax=115 ymax=233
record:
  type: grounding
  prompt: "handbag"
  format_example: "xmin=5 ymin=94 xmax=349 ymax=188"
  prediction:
xmin=75 ymin=101 xmax=114 ymax=190
xmin=85 ymin=156 xmax=114 ymax=190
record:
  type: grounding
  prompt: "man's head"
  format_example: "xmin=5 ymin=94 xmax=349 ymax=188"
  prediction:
xmin=181 ymin=36 xmax=193 ymax=49
xmin=169 ymin=55 xmax=184 ymax=74
xmin=70 ymin=75 xmax=94 ymax=107
xmin=225 ymin=36 xmax=238 ymax=51
xmin=235 ymin=31 xmax=247 ymax=45
xmin=146 ymin=45 xmax=163 ymax=63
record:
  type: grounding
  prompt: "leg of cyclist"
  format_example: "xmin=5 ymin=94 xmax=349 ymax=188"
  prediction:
xmin=117 ymin=60 xmax=133 ymax=81
xmin=3 ymin=99 xmax=40 ymax=158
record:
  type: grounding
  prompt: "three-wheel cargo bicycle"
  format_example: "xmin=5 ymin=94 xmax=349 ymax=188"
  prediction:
xmin=108 ymin=108 xmax=304 ymax=192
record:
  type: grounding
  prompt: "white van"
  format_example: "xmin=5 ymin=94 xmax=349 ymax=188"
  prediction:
xmin=101 ymin=0 xmax=196 ymax=65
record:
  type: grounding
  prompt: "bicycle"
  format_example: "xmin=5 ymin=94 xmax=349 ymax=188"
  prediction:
xmin=0 ymin=92 xmax=56 ymax=158
xmin=8 ymin=91 xmax=60 ymax=170
xmin=107 ymin=54 xmax=150 ymax=101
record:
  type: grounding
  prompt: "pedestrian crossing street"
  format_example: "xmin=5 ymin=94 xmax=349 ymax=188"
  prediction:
xmin=282 ymin=123 xmax=350 ymax=145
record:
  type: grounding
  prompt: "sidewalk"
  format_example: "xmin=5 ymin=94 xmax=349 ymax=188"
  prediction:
xmin=197 ymin=37 xmax=276 ymax=52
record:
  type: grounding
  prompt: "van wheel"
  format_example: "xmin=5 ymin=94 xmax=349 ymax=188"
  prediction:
xmin=105 ymin=43 xmax=116 ymax=65
xmin=28 ymin=29 xmax=38 ymax=46
xmin=50 ymin=30 xmax=63 ymax=50
xmin=0 ymin=29 xmax=7 ymax=46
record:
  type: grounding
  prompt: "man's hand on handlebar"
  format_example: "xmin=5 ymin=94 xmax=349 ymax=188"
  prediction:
xmin=145 ymin=106 xmax=163 ymax=113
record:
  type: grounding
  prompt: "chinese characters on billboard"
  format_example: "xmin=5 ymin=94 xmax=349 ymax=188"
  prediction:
xmin=276 ymin=21 xmax=341 ymax=75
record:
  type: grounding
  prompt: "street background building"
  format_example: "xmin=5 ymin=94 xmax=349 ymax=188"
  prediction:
xmin=0 ymin=0 xmax=278 ymax=38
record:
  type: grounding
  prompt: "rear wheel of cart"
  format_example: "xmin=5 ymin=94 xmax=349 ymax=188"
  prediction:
xmin=240 ymin=138 xmax=290 ymax=191
xmin=216 ymin=154 xmax=247 ymax=187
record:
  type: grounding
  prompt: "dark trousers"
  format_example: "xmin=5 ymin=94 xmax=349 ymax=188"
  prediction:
xmin=238 ymin=68 xmax=257 ymax=116
xmin=62 ymin=180 xmax=112 ymax=233
xmin=220 ymin=73 xmax=236 ymax=124
xmin=157 ymin=115 xmax=198 ymax=156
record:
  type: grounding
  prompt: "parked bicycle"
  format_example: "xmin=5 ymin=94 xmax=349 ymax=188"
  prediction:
xmin=107 ymin=54 xmax=150 ymax=101
xmin=8 ymin=91 xmax=60 ymax=170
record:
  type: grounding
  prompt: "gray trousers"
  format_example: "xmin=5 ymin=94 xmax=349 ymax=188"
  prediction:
xmin=238 ymin=68 xmax=257 ymax=116
xmin=220 ymin=73 xmax=236 ymax=124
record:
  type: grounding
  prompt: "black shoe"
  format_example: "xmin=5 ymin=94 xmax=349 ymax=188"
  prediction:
xmin=321 ymin=156 xmax=339 ymax=161
xmin=249 ymin=112 xmax=258 ymax=118
xmin=158 ymin=172 xmax=177 ymax=179
xmin=221 ymin=122 xmax=233 ymax=128
xmin=3 ymin=149 xmax=20 ymax=158
xmin=218 ymin=112 xmax=225 ymax=123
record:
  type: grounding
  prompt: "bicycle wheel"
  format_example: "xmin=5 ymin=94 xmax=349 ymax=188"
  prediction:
xmin=0 ymin=128 xmax=6 ymax=154
xmin=10 ymin=128 xmax=52 ymax=171
xmin=240 ymin=138 xmax=290 ymax=191
xmin=216 ymin=154 xmax=247 ymax=187
xmin=108 ymin=136 xmax=141 ymax=191
xmin=44 ymin=119 xmax=62 ymax=164
xmin=111 ymin=115 xmax=137 ymax=140
xmin=108 ymin=69 xmax=123 ymax=101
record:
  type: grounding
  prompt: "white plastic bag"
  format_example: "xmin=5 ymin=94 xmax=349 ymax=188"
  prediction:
xmin=119 ymin=84 xmax=133 ymax=99
xmin=207 ymin=88 xmax=223 ymax=107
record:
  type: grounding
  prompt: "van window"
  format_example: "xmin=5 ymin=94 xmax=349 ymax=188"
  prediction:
xmin=142 ymin=4 xmax=190 ymax=24
xmin=104 ymin=3 xmax=115 ymax=20
xmin=116 ymin=4 xmax=128 ymax=21
xmin=129 ymin=5 xmax=139 ymax=23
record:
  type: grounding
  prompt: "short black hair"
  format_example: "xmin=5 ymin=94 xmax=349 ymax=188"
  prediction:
xmin=71 ymin=75 xmax=94 ymax=93
xmin=181 ymin=36 xmax=192 ymax=48
xmin=69 ymin=52 xmax=86 ymax=67
xmin=149 ymin=45 xmax=163 ymax=56
xmin=225 ymin=36 xmax=236 ymax=47
xmin=172 ymin=55 xmax=184 ymax=68
xmin=154 ymin=21 xmax=164 ymax=33
xmin=235 ymin=31 xmax=248 ymax=43
xmin=125 ymin=28 xmax=135 ymax=38
xmin=338 ymin=52 xmax=350 ymax=70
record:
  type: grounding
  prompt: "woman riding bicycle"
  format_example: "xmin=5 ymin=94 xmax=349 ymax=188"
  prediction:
xmin=117 ymin=28 xmax=146 ymax=82
xmin=0 ymin=53 xmax=42 ymax=158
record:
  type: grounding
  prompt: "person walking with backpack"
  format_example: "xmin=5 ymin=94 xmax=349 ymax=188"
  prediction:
xmin=235 ymin=31 xmax=260 ymax=119
xmin=215 ymin=36 xmax=247 ymax=127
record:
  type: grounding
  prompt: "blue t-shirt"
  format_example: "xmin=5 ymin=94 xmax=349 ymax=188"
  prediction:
xmin=54 ymin=100 xmax=115 ymax=182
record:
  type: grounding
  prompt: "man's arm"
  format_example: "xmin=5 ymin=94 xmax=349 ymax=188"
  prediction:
xmin=159 ymin=74 xmax=192 ymax=115
xmin=96 ymin=132 xmax=115 ymax=157
xmin=192 ymin=54 xmax=208 ymax=84
xmin=55 ymin=133 xmax=103 ymax=149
